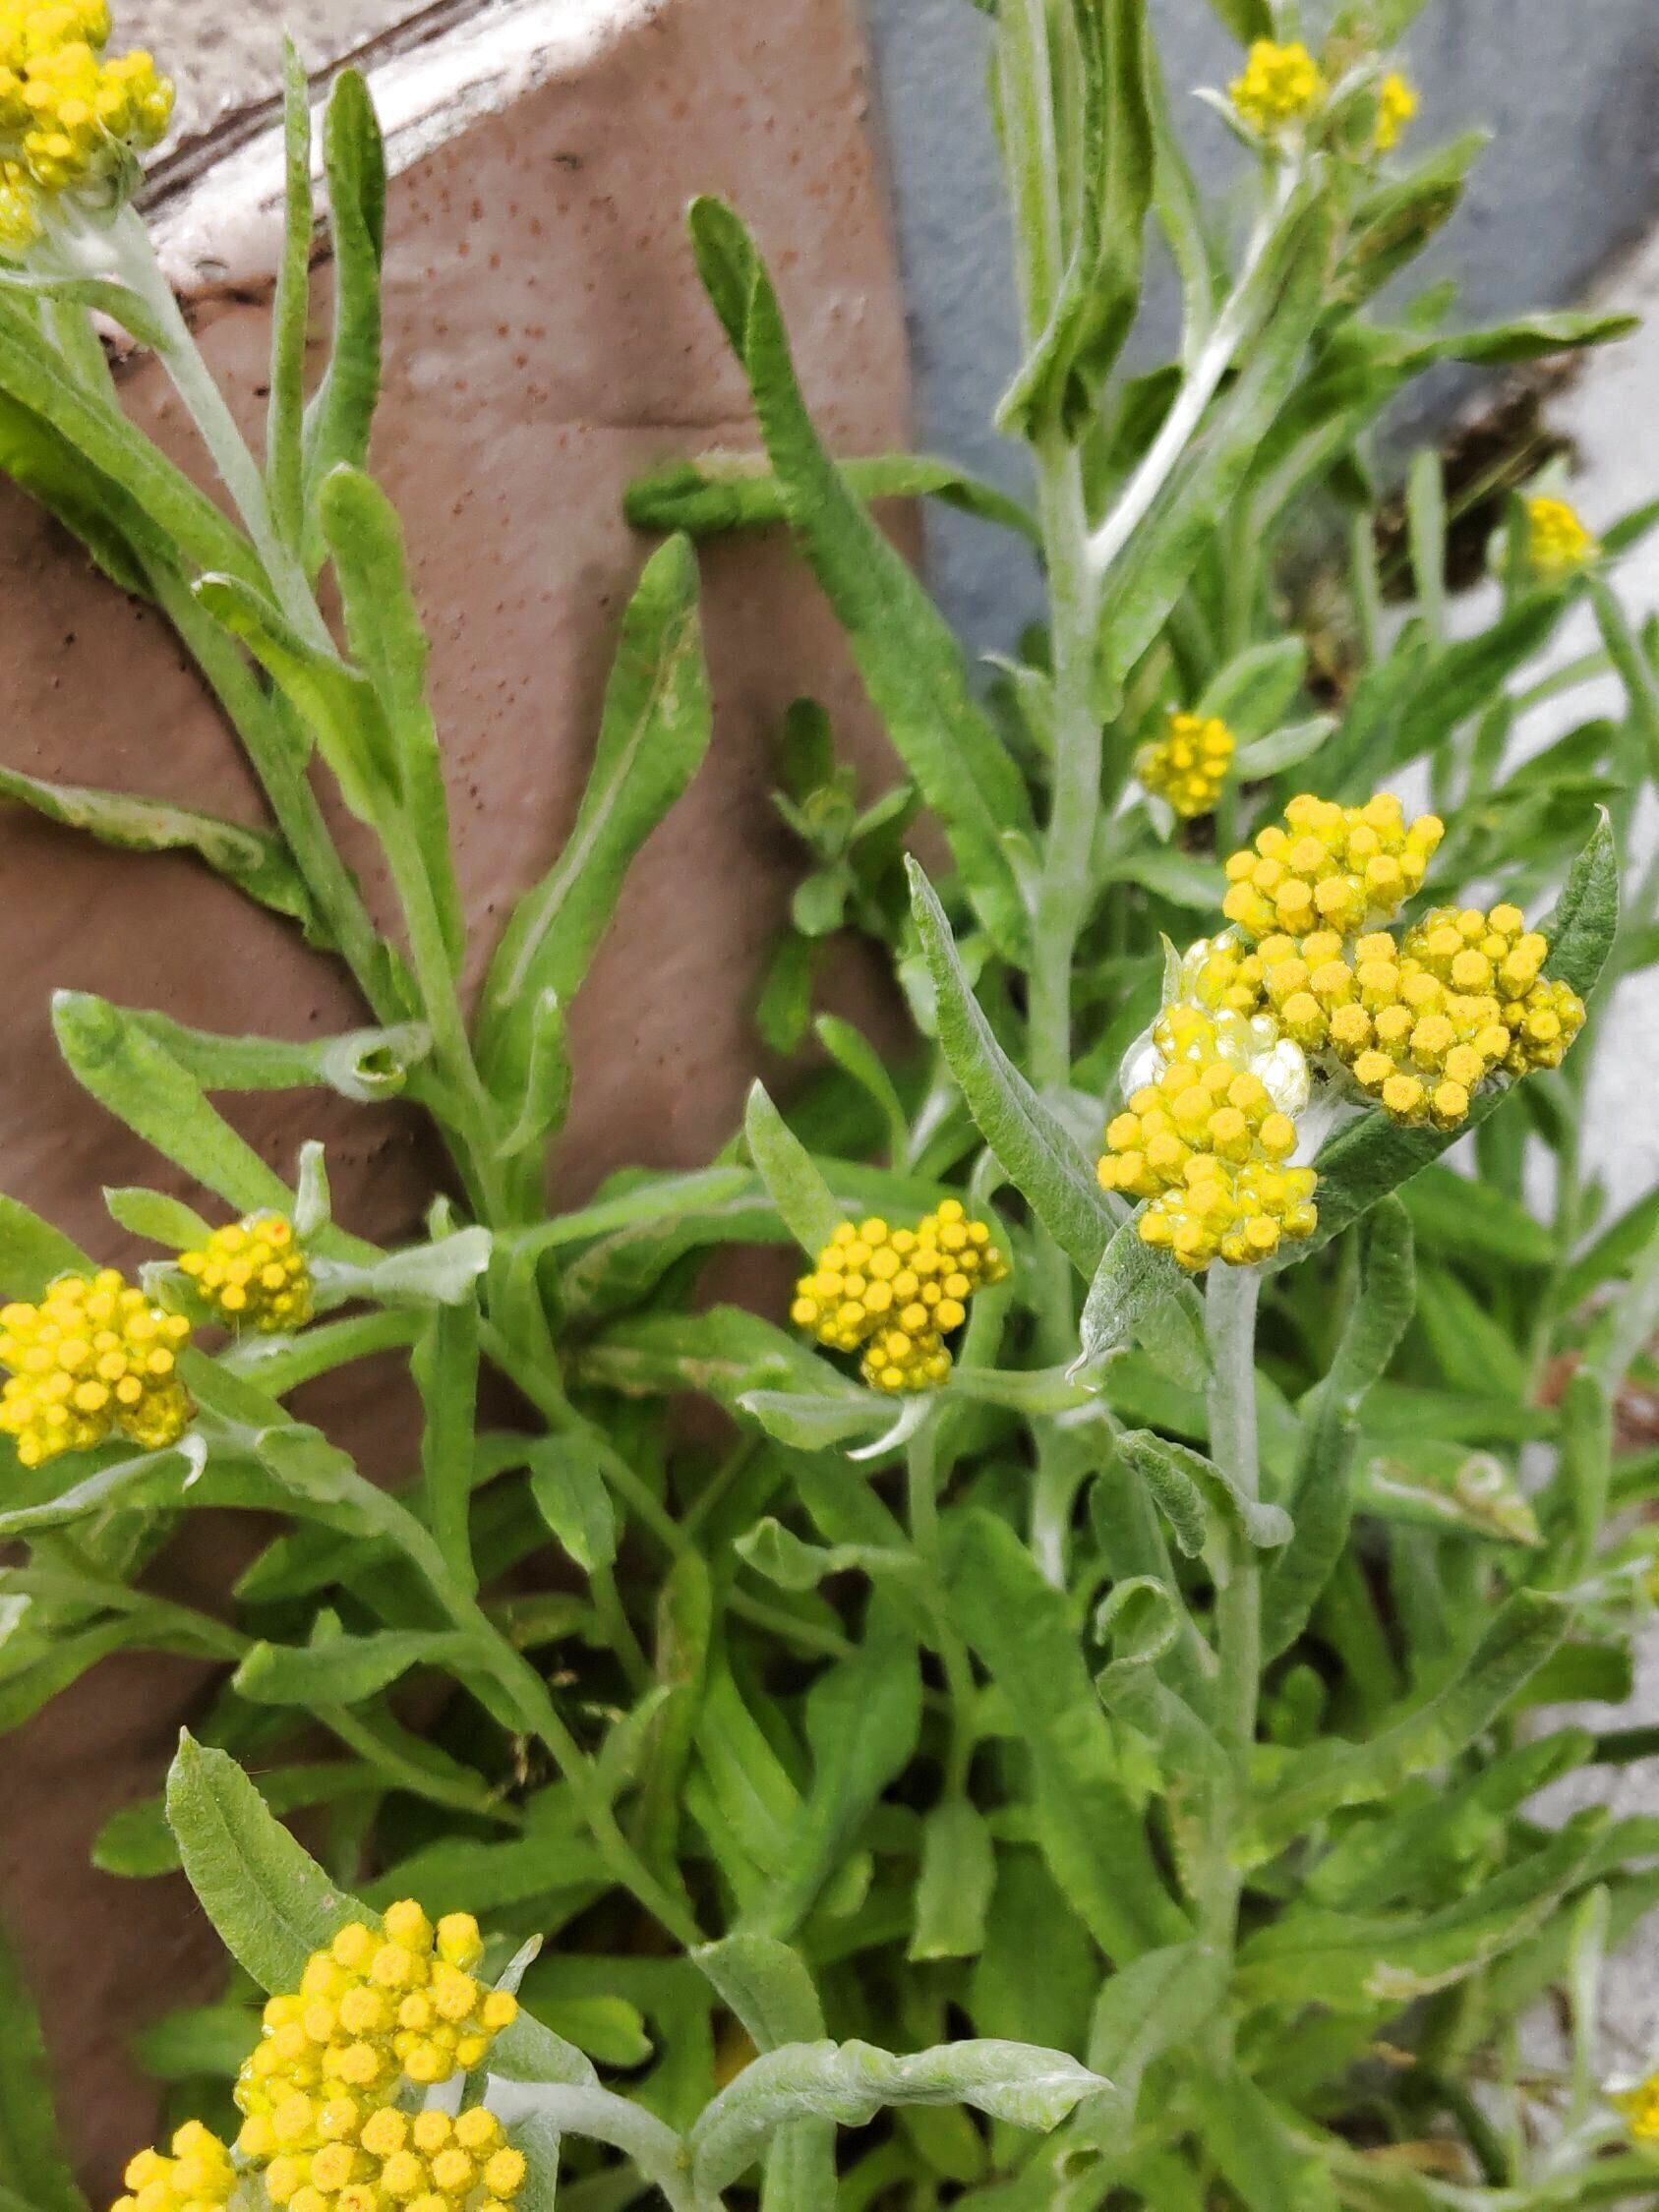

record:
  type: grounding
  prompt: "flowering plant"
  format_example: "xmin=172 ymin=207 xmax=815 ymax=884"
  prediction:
xmin=0 ymin=0 xmax=1657 ymax=2206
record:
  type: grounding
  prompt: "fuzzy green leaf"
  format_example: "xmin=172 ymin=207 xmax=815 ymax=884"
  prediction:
xmin=0 ymin=759 xmax=321 ymax=932
xmin=689 ymin=197 xmax=1032 ymax=959
xmin=625 ymin=449 xmax=1037 ymax=543
xmin=743 ymin=1082 xmax=845 ymax=1258
xmin=949 ymin=1511 xmax=1186 ymax=1958
xmin=321 ymin=464 xmax=466 ymax=969
xmin=1076 ymin=1216 xmax=1209 ymax=1388
xmin=1241 ymin=1591 xmax=1570 ymax=1863
xmin=0 ymin=1917 xmax=87 ymax=2212
xmin=910 ymin=862 xmax=1114 ymax=1276
xmin=302 ymin=68 xmax=385 ymax=568
xmin=479 ymin=536 xmax=710 ymax=1086
xmin=690 ymin=2036 xmax=1108 ymax=2196
xmin=234 ymin=1621 xmax=477 ymax=1707
xmin=527 ymin=1436 xmax=619 ymax=1575
xmin=267 ymin=40 xmax=312 ymax=553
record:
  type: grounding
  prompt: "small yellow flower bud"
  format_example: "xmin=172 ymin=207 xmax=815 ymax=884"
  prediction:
xmin=1525 ymin=495 xmax=1598 ymax=580
xmin=1230 ymin=38 xmax=1326 ymax=135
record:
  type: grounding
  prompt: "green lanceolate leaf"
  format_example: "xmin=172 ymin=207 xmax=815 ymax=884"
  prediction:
xmin=743 ymin=1081 xmax=845 ymax=1258
xmin=0 ymin=268 xmax=168 ymax=351
xmin=0 ymin=385 xmax=154 ymax=596
xmin=0 ymin=296 xmax=264 ymax=587
xmin=690 ymin=2036 xmax=1108 ymax=2197
xmin=911 ymin=1798 xmax=997 ymax=1962
xmin=321 ymin=464 xmax=466 ymax=970
xmin=910 ymin=863 xmax=1114 ymax=1276
xmin=1195 ymin=636 xmax=1308 ymax=739
xmin=735 ymin=1516 xmax=920 ymax=1594
xmin=478 ymin=535 xmax=711 ymax=1090
xmin=196 ymin=572 xmax=399 ymax=828
xmin=949 ymin=1511 xmax=1187 ymax=1958
xmin=52 ymin=991 xmax=302 ymax=1219
xmin=625 ymin=449 xmax=1038 ymax=543
xmin=696 ymin=1936 xmax=834 ymax=2211
xmin=303 ymin=67 xmax=385 ymax=571
xmin=1539 ymin=809 xmax=1620 ymax=998
xmin=999 ymin=0 xmax=1155 ymax=437
xmin=747 ymin=1603 xmax=922 ymax=1939
xmin=688 ymin=196 xmax=1033 ymax=960
xmin=267 ymin=38 xmax=313 ymax=554
xmin=0 ymin=1196 xmax=92 ymax=1300
xmin=1076 ymin=1215 xmax=1209 ymax=1388
xmin=1201 ymin=0 xmax=1271 ymax=37
xmin=0 ymin=760 xmax=322 ymax=933
xmin=0 ymin=1916 xmax=87 ymax=2212
xmin=1264 ymin=1198 xmax=1413 ymax=1660
xmin=1333 ymin=133 xmax=1488 ymax=310
xmin=165 ymin=1733 xmax=372 ymax=1993
xmin=1085 ymin=1942 xmax=1224 ymax=2131
xmin=1115 ymin=1428 xmax=1292 ymax=1560
xmin=1186 ymin=2069 xmax=1340 ymax=2212
xmin=167 ymin=1736 xmax=592 ymax=2090
xmin=526 ymin=1435 xmax=619 ymax=1576
xmin=1234 ymin=1813 xmax=1609 ymax=2012
xmin=1240 ymin=1591 xmax=1570 ymax=1863
xmin=234 ymin=1618 xmax=478 ymax=1707
xmin=117 ymin=1009 xmax=431 ymax=1104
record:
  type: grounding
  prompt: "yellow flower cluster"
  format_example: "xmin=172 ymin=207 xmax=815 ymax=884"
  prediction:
xmin=1229 ymin=39 xmax=1326 ymax=135
xmin=0 ymin=0 xmax=172 ymax=250
xmin=1613 ymin=2071 xmax=1659 ymax=2143
xmin=1375 ymin=71 xmax=1418 ymax=151
xmin=236 ymin=1904 xmax=517 ymax=2154
xmin=1098 ymin=1057 xmax=1317 ymax=1271
xmin=1135 ymin=711 xmax=1235 ymax=820
xmin=0 ymin=1268 xmax=192 ymax=1466
xmin=267 ymin=2107 xmax=527 ymax=2212
xmin=1222 ymin=793 xmax=1444 ymax=944
xmin=112 ymin=2124 xmax=236 ymax=2212
xmin=178 ymin=1211 xmax=314 ymax=1332
xmin=1526 ymin=495 xmax=1598 ymax=579
xmin=790 ymin=1200 xmax=1009 ymax=1393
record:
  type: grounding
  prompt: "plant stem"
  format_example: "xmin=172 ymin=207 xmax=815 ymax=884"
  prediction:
xmin=1207 ymin=1262 xmax=1263 ymax=1756
xmin=110 ymin=207 xmax=326 ymax=648
xmin=906 ymin=1423 xmax=978 ymax=1798
xmin=1591 ymin=574 xmax=1659 ymax=788
xmin=1084 ymin=163 xmax=1298 ymax=591
xmin=1199 ymin=1260 xmax=1262 ymax=2055
xmin=478 ymin=1318 xmax=688 ymax=1561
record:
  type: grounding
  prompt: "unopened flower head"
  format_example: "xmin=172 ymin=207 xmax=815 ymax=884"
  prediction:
xmin=1222 ymin=792 xmax=1444 ymax=944
xmin=1098 ymin=1055 xmax=1317 ymax=1272
xmin=1230 ymin=39 xmax=1326 ymax=136
xmin=265 ymin=2104 xmax=528 ymax=2212
xmin=0 ymin=0 xmax=172 ymax=249
xmin=1375 ymin=71 xmax=1418 ymax=151
xmin=0 ymin=1267 xmax=192 ymax=1467
xmin=1325 ymin=904 xmax=1583 ymax=1128
xmin=235 ymin=1904 xmax=516 ymax=2155
xmin=111 ymin=2123 xmax=235 ymax=2212
xmin=1136 ymin=711 xmax=1235 ymax=820
xmin=178 ymin=1210 xmax=314 ymax=1333
xmin=791 ymin=1200 xmax=1008 ymax=1393
xmin=1525 ymin=495 xmax=1598 ymax=580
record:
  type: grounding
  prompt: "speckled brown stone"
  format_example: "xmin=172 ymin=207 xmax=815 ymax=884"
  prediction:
xmin=0 ymin=0 xmax=913 ymax=2174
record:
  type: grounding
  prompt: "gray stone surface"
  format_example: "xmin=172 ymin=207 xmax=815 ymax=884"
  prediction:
xmin=865 ymin=0 xmax=1659 ymax=658
xmin=121 ymin=0 xmax=412 ymax=146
